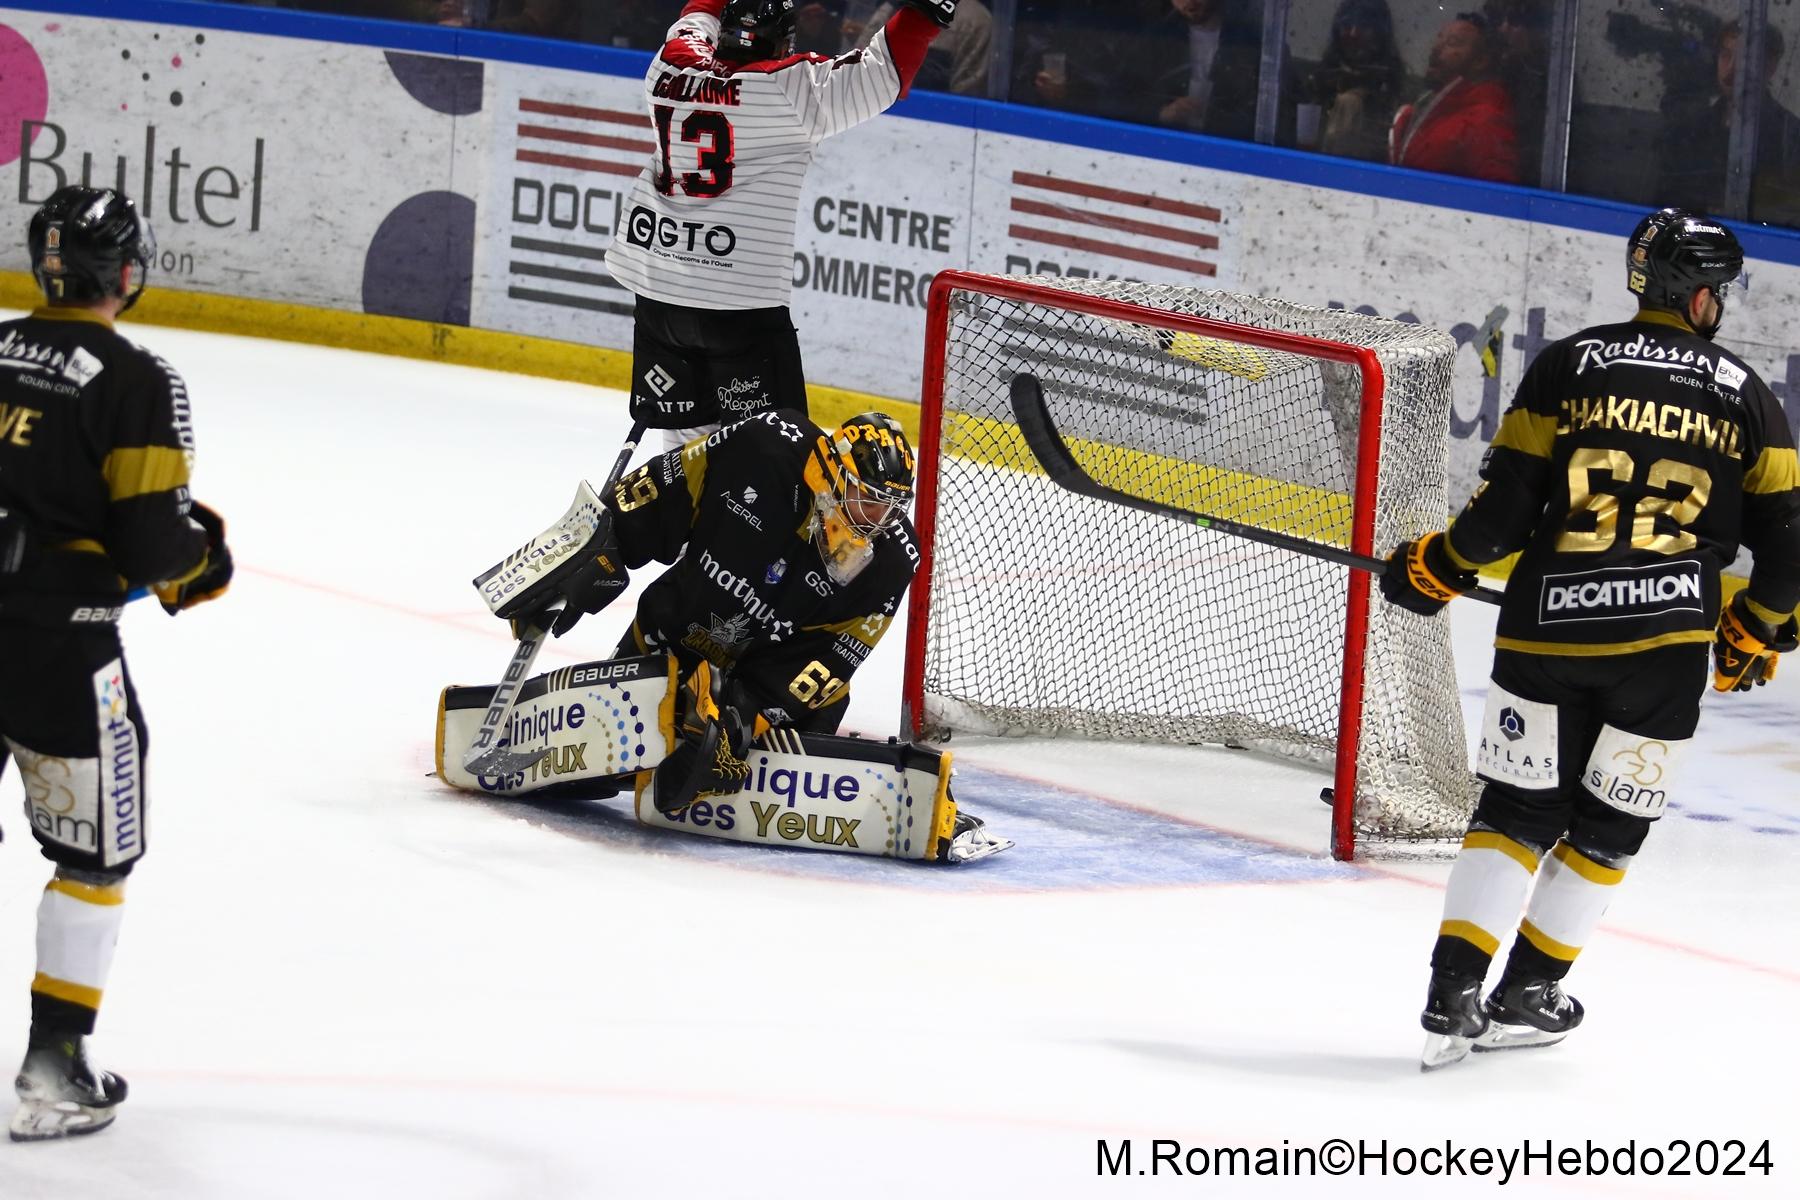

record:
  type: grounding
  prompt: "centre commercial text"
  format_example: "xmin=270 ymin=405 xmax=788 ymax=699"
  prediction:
xmin=792 ymin=197 xmax=955 ymax=309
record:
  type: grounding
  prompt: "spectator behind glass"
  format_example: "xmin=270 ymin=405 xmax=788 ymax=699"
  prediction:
xmin=1010 ymin=1 xmax=1101 ymax=113
xmin=1484 ymin=0 xmax=1551 ymax=185
xmin=1298 ymin=0 xmax=1404 ymax=162
xmin=433 ymin=0 xmax=580 ymax=38
xmin=579 ymin=1 xmax=684 ymax=49
xmin=794 ymin=2 xmax=848 ymax=55
xmin=1128 ymin=0 xmax=1264 ymax=140
xmin=1657 ymin=21 xmax=1800 ymax=227
xmin=1388 ymin=12 xmax=1520 ymax=183
xmin=850 ymin=1 xmax=994 ymax=95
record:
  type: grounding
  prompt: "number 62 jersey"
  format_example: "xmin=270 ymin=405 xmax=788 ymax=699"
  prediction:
xmin=1446 ymin=309 xmax=1800 ymax=656
xmin=603 ymin=0 xmax=942 ymax=311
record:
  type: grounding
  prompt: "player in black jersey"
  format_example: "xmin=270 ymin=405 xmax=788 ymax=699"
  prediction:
xmin=509 ymin=408 xmax=918 ymax=810
xmin=1381 ymin=208 xmax=1800 ymax=1071
xmin=0 ymin=187 xmax=232 ymax=1138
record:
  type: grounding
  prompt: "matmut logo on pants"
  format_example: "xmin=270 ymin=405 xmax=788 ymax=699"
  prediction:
xmin=1538 ymin=561 xmax=1704 ymax=624
xmin=92 ymin=661 xmax=143 ymax=867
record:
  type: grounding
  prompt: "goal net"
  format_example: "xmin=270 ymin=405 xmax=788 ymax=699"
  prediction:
xmin=900 ymin=272 xmax=1481 ymax=859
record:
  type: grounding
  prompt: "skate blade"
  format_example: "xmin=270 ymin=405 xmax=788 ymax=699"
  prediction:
xmin=1472 ymin=1022 xmax=1569 ymax=1053
xmin=9 ymin=1097 xmax=118 ymax=1142
xmin=1419 ymin=1032 xmax=1475 ymax=1072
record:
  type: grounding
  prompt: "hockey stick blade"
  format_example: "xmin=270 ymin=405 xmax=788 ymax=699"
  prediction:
xmin=462 ymin=420 xmax=649 ymax=777
xmin=1008 ymin=372 xmax=1501 ymax=607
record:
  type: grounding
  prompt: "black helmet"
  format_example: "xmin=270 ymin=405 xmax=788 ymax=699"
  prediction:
xmin=719 ymin=0 xmax=797 ymax=63
xmin=833 ymin=412 xmax=915 ymax=515
xmin=28 ymin=186 xmax=156 ymax=312
xmin=1627 ymin=207 xmax=1743 ymax=335
xmin=805 ymin=412 xmax=915 ymax=584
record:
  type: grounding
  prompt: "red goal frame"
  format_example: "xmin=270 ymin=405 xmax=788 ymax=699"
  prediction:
xmin=901 ymin=271 xmax=1391 ymax=861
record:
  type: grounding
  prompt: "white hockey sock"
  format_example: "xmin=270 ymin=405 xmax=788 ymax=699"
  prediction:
xmin=1437 ymin=830 xmax=1542 ymax=962
xmin=32 ymin=873 xmax=127 ymax=1024
xmin=1516 ymin=840 xmax=1629 ymax=968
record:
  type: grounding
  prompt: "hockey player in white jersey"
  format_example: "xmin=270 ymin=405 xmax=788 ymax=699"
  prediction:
xmin=606 ymin=0 xmax=955 ymax=449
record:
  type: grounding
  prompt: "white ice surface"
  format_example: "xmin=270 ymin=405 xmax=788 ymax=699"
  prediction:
xmin=0 ymin=322 xmax=1794 ymax=1198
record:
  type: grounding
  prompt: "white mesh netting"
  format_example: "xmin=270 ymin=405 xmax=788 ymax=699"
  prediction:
xmin=911 ymin=275 xmax=1480 ymax=849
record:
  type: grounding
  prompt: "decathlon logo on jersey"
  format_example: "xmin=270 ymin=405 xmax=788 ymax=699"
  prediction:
xmin=1539 ymin=561 xmax=1704 ymax=623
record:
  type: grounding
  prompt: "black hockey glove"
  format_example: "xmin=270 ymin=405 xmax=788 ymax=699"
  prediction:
xmin=1713 ymin=592 xmax=1799 ymax=692
xmin=652 ymin=662 xmax=770 ymax=815
xmin=1378 ymin=531 xmax=1477 ymax=617
xmin=900 ymin=0 xmax=957 ymax=28
xmin=153 ymin=503 xmax=233 ymax=615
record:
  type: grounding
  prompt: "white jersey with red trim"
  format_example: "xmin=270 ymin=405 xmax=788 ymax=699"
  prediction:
xmin=604 ymin=1 xmax=936 ymax=311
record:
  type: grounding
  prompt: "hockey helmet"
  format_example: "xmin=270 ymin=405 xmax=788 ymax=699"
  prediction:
xmin=718 ymin=0 xmax=798 ymax=63
xmin=805 ymin=412 xmax=915 ymax=584
xmin=1627 ymin=207 xmax=1743 ymax=337
xmin=29 ymin=186 xmax=156 ymax=313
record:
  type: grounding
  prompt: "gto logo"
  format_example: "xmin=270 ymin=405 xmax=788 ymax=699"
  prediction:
xmin=626 ymin=205 xmax=737 ymax=257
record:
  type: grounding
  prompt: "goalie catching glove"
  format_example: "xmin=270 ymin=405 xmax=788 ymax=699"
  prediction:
xmin=1713 ymin=592 xmax=1799 ymax=692
xmin=900 ymin=0 xmax=957 ymax=27
xmin=153 ymin=502 xmax=233 ymax=614
xmin=652 ymin=661 xmax=770 ymax=815
xmin=477 ymin=486 xmax=629 ymax=638
xmin=1379 ymin=531 xmax=1478 ymax=616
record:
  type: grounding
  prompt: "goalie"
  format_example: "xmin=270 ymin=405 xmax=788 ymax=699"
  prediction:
xmin=488 ymin=408 xmax=922 ymax=817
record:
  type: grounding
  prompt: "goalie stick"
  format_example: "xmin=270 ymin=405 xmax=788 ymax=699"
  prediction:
xmin=462 ymin=421 xmax=647 ymax=777
xmin=1007 ymin=372 xmax=1504 ymax=606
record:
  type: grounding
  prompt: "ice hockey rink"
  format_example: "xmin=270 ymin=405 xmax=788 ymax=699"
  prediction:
xmin=0 ymin=321 xmax=1795 ymax=1199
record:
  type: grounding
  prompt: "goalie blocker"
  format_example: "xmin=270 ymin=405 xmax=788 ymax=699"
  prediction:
xmin=434 ymin=653 xmax=1009 ymax=864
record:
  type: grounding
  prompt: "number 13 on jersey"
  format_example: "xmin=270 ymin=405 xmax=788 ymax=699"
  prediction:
xmin=653 ymin=106 xmax=735 ymax=199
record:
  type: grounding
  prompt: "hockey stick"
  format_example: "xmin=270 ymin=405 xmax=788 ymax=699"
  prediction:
xmin=463 ymin=420 xmax=648 ymax=777
xmin=1007 ymin=372 xmax=1503 ymax=606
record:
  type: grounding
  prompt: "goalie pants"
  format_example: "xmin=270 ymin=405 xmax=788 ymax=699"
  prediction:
xmin=617 ymin=622 xmax=851 ymax=736
xmin=1433 ymin=643 xmax=1707 ymax=983
xmin=0 ymin=620 xmax=150 ymax=876
xmin=627 ymin=296 xmax=807 ymax=432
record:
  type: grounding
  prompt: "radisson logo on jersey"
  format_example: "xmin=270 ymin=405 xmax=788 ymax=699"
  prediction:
xmin=1538 ymin=561 xmax=1704 ymax=624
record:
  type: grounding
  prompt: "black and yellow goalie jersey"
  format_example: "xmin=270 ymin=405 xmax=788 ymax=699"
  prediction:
xmin=606 ymin=408 xmax=919 ymax=727
xmin=1446 ymin=310 xmax=1800 ymax=656
xmin=0 ymin=308 xmax=208 ymax=620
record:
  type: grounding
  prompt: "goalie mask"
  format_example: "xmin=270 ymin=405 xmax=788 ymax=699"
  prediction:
xmin=29 ymin=186 xmax=156 ymax=313
xmin=719 ymin=0 xmax=797 ymax=63
xmin=1626 ymin=207 xmax=1743 ymax=340
xmin=805 ymin=413 xmax=915 ymax=585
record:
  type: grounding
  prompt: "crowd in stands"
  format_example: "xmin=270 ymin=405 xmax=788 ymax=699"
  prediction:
xmin=217 ymin=1 xmax=1800 ymax=227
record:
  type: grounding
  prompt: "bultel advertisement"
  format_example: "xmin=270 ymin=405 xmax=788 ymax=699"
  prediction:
xmin=5 ymin=5 xmax=1800 ymax=508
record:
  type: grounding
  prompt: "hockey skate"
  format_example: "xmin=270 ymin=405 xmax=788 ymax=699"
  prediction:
xmin=941 ymin=811 xmax=1014 ymax=864
xmin=10 ymin=1036 xmax=128 ymax=1142
xmin=1419 ymin=974 xmax=1487 ymax=1072
xmin=1474 ymin=977 xmax=1583 ymax=1054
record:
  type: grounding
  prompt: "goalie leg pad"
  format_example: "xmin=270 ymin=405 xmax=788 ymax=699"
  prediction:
xmin=637 ymin=735 xmax=1003 ymax=863
xmin=436 ymin=654 xmax=675 ymax=796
